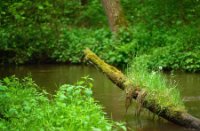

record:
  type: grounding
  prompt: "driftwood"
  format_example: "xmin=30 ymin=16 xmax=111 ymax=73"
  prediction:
xmin=84 ymin=48 xmax=200 ymax=130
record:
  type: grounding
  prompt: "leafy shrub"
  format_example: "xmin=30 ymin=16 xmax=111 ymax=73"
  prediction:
xmin=144 ymin=26 xmax=200 ymax=72
xmin=0 ymin=76 xmax=126 ymax=130
xmin=0 ymin=0 xmax=106 ymax=64
xmin=0 ymin=0 xmax=200 ymax=72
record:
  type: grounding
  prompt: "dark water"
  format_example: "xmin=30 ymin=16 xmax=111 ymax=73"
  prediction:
xmin=0 ymin=65 xmax=200 ymax=131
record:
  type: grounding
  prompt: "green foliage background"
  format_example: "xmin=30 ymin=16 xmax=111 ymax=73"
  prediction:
xmin=0 ymin=0 xmax=200 ymax=72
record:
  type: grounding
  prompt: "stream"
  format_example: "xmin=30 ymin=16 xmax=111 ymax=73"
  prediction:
xmin=0 ymin=65 xmax=200 ymax=131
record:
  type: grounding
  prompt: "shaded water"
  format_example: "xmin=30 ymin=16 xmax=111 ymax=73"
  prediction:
xmin=0 ymin=65 xmax=200 ymax=131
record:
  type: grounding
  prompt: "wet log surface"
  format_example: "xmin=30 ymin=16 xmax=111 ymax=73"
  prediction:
xmin=83 ymin=48 xmax=200 ymax=130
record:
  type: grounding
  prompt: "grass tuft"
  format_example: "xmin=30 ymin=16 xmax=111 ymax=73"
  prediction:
xmin=126 ymin=55 xmax=185 ymax=112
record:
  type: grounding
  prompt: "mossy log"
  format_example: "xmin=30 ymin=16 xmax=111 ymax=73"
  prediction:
xmin=83 ymin=48 xmax=200 ymax=130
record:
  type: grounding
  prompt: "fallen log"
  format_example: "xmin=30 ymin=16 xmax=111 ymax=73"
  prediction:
xmin=83 ymin=48 xmax=200 ymax=130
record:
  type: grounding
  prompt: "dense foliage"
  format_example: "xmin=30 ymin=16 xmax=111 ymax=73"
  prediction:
xmin=0 ymin=0 xmax=106 ymax=64
xmin=0 ymin=76 xmax=125 ymax=130
xmin=0 ymin=0 xmax=200 ymax=72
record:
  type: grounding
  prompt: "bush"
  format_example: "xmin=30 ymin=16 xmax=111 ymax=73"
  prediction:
xmin=0 ymin=76 xmax=126 ymax=130
xmin=0 ymin=0 xmax=200 ymax=72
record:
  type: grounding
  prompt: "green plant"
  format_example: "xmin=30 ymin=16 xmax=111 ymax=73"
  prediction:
xmin=0 ymin=76 xmax=126 ymax=130
xmin=126 ymin=56 xmax=186 ymax=112
xmin=0 ymin=0 xmax=200 ymax=72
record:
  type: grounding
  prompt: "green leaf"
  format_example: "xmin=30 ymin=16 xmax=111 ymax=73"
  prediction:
xmin=84 ymin=88 xmax=92 ymax=96
xmin=38 ymin=5 xmax=44 ymax=10
xmin=0 ymin=85 xmax=7 ymax=91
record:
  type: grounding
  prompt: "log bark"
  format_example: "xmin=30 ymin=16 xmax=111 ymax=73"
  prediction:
xmin=83 ymin=48 xmax=200 ymax=130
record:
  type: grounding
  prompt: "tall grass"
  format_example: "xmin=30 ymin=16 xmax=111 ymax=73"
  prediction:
xmin=127 ymin=55 xmax=185 ymax=112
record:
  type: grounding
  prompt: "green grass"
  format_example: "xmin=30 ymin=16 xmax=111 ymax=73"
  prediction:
xmin=0 ymin=76 xmax=126 ymax=130
xmin=126 ymin=55 xmax=186 ymax=112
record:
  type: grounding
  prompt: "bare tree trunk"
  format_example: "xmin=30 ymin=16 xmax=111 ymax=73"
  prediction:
xmin=179 ymin=0 xmax=186 ymax=23
xmin=83 ymin=48 xmax=200 ymax=130
xmin=101 ymin=0 xmax=128 ymax=32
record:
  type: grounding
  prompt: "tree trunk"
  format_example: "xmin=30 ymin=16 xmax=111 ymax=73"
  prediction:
xmin=101 ymin=0 xmax=128 ymax=32
xmin=81 ymin=0 xmax=88 ymax=6
xmin=179 ymin=0 xmax=186 ymax=23
xmin=83 ymin=48 xmax=200 ymax=130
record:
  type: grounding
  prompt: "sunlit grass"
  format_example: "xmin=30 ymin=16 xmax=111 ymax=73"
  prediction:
xmin=126 ymin=55 xmax=185 ymax=112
